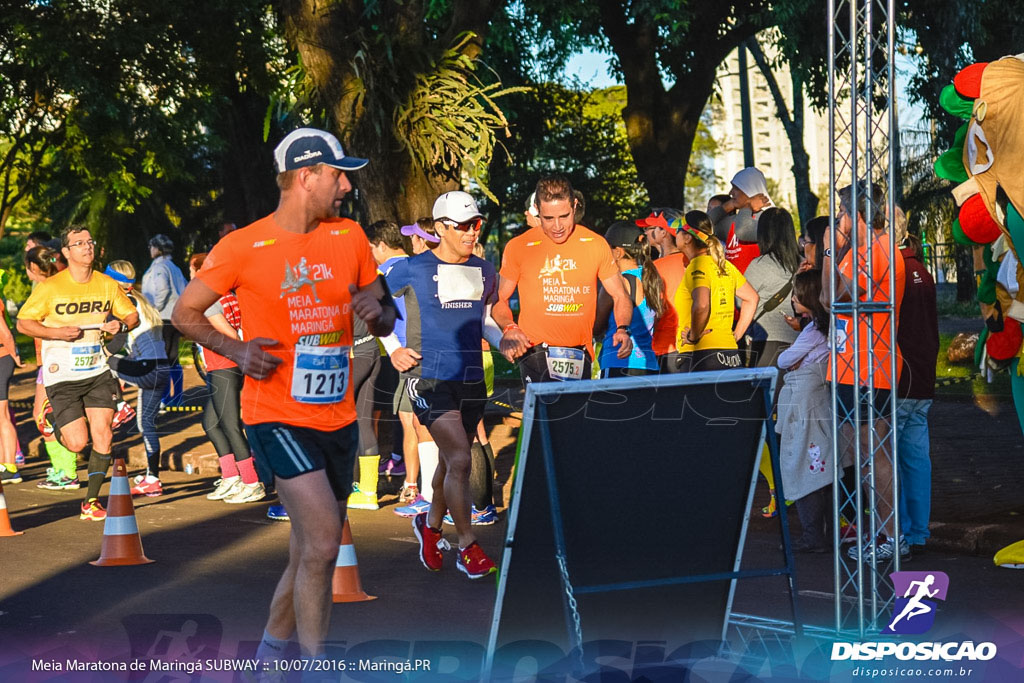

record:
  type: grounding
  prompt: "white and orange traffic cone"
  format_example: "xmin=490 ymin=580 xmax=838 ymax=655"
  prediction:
xmin=0 ymin=480 xmax=23 ymax=536
xmin=331 ymin=518 xmax=375 ymax=603
xmin=91 ymin=457 xmax=153 ymax=566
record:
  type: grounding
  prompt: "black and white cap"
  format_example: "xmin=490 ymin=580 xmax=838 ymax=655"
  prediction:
xmin=273 ymin=127 xmax=368 ymax=173
xmin=432 ymin=191 xmax=484 ymax=223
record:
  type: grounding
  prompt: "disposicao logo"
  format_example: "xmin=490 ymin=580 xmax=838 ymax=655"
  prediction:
xmin=884 ymin=571 xmax=948 ymax=635
xmin=831 ymin=571 xmax=998 ymax=662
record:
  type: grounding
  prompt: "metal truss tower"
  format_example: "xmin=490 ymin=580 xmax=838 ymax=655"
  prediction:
xmin=827 ymin=0 xmax=901 ymax=637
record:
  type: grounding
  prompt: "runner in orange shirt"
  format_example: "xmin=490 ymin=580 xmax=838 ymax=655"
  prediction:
xmin=821 ymin=181 xmax=906 ymax=562
xmin=494 ymin=175 xmax=633 ymax=383
xmin=172 ymin=128 xmax=396 ymax=660
xmin=636 ymin=208 xmax=689 ymax=372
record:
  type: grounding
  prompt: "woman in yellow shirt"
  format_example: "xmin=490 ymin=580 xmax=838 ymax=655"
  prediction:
xmin=672 ymin=210 xmax=759 ymax=372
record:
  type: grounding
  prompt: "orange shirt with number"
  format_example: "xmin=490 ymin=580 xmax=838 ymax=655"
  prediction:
xmin=198 ymin=215 xmax=379 ymax=430
xmin=828 ymin=233 xmax=906 ymax=390
xmin=500 ymin=225 xmax=618 ymax=355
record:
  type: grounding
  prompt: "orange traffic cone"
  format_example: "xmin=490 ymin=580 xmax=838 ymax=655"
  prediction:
xmin=0 ymin=479 xmax=24 ymax=536
xmin=91 ymin=458 xmax=153 ymax=566
xmin=332 ymin=518 xmax=375 ymax=603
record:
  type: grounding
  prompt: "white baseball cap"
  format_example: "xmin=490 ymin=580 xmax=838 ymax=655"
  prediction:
xmin=432 ymin=191 xmax=484 ymax=223
xmin=273 ymin=127 xmax=368 ymax=173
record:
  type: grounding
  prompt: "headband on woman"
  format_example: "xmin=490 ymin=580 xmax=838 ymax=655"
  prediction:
xmin=103 ymin=266 xmax=135 ymax=284
xmin=669 ymin=218 xmax=710 ymax=245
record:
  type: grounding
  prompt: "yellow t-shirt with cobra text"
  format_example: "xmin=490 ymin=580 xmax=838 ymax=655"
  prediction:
xmin=674 ymin=254 xmax=745 ymax=352
xmin=18 ymin=269 xmax=136 ymax=386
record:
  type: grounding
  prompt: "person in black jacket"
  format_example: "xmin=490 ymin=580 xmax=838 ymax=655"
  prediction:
xmin=895 ymin=231 xmax=939 ymax=555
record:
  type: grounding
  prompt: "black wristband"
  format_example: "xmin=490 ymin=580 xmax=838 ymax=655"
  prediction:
xmin=616 ymin=324 xmax=630 ymax=332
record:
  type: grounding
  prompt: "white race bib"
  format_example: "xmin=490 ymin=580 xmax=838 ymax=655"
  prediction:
xmin=70 ymin=343 xmax=103 ymax=372
xmin=291 ymin=344 xmax=350 ymax=404
xmin=436 ymin=264 xmax=484 ymax=304
xmin=545 ymin=346 xmax=585 ymax=381
xmin=835 ymin=318 xmax=849 ymax=355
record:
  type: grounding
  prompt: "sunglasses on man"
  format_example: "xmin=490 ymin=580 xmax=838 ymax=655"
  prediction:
xmin=441 ymin=217 xmax=483 ymax=232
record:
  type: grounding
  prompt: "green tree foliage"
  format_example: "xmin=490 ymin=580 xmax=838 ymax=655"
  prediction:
xmin=1 ymin=0 xmax=284 ymax=263
xmin=516 ymin=1 xmax=773 ymax=206
xmin=275 ymin=0 xmax=511 ymax=224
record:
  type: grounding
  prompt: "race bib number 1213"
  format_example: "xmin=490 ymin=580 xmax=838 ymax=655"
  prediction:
xmin=291 ymin=345 xmax=350 ymax=404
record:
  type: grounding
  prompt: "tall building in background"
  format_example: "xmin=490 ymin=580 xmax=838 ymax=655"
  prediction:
xmin=708 ymin=36 xmax=831 ymax=219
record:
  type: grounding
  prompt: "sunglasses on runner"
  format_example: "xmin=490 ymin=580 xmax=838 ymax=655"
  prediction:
xmin=441 ymin=217 xmax=483 ymax=232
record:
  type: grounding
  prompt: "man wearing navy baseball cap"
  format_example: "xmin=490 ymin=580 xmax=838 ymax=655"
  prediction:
xmin=273 ymin=127 xmax=369 ymax=173
xmin=173 ymin=127 xmax=396 ymax=662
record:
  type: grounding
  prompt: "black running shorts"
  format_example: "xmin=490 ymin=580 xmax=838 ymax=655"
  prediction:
xmin=245 ymin=422 xmax=358 ymax=500
xmin=45 ymin=372 xmax=120 ymax=430
xmin=835 ymin=384 xmax=893 ymax=426
xmin=0 ymin=355 xmax=14 ymax=401
xmin=682 ymin=348 xmax=743 ymax=372
xmin=405 ymin=376 xmax=487 ymax=434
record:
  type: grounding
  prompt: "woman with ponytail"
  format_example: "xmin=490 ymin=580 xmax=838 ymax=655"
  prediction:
xmin=25 ymin=246 xmax=81 ymax=490
xmin=103 ymin=260 xmax=170 ymax=497
xmin=594 ymin=222 xmax=663 ymax=376
xmin=672 ymin=210 xmax=759 ymax=372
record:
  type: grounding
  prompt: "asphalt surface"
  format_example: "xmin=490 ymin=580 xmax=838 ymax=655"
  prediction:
xmin=1 ymin=367 xmax=1022 ymax=681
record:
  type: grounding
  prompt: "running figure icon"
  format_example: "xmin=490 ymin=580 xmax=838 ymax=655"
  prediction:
xmin=280 ymin=257 xmax=323 ymax=302
xmin=887 ymin=574 xmax=939 ymax=632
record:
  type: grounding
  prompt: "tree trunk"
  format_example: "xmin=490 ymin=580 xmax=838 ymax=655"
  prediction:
xmin=596 ymin=1 xmax=765 ymax=208
xmin=219 ymin=87 xmax=279 ymax=226
xmin=747 ymin=40 xmax=820 ymax=227
xmin=278 ymin=0 xmax=501 ymax=225
xmin=954 ymin=244 xmax=977 ymax=302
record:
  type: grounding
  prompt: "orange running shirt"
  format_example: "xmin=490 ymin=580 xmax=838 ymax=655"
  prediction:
xmin=198 ymin=215 xmax=379 ymax=430
xmin=651 ymin=252 xmax=688 ymax=355
xmin=828 ymin=233 xmax=906 ymax=390
xmin=500 ymin=225 xmax=618 ymax=353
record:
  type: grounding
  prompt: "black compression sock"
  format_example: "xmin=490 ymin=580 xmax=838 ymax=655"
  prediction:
xmin=86 ymin=450 xmax=112 ymax=501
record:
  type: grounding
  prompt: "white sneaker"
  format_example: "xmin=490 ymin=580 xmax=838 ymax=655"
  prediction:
xmin=224 ymin=481 xmax=266 ymax=504
xmin=207 ymin=476 xmax=241 ymax=500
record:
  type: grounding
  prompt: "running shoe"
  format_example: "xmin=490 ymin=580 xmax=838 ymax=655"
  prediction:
xmin=207 ymin=476 xmax=241 ymax=500
xmin=398 ymin=484 xmax=420 ymax=504
xmin=36 ymin=399 xmax=54 ymax=437
xmin=378 ymin=457 xmax=406 ymax=479
xmin=80 ymin=499 xmax=107 ymax=521
xmin=839 ymin=520 xmax=858 ymax=545
xmin=394 ymin=495 xmax=430 ymax=517
xmin=443 ymin=504 xmax=499 ymax=526
xmin=456 ymin=542 xmax=497 ymax=579
xmin=224 ymin=481 xmax=267 ymax=504
xmin=847 ymin=536 xmax=910 ymax=563
xmin=347 ymin=483 xmax=379 ymax=511
xmin=130 ymin=475 xmax=163 ymax=497
xmin=412 ymin=512 xmax=449 ymax=571
xmin=111 ymin=401 xmax=137 ymax=430
xmin=36 ymin=467 xmax=80 ymax=490
xmin=266 ymin=504 xmax=290 ymax=521
xmin=1 ymin=468 xmax=22 ymax=484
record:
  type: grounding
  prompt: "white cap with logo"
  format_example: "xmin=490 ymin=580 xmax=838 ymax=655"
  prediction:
xmin=432 ymin=191 xmax=484 ymax=223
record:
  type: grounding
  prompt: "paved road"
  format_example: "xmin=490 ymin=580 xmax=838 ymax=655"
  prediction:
xmin=1 ymin=368 xmax=1022 ymax=681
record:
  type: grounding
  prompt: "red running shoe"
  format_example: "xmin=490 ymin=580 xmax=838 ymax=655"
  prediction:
xmin=457 ymin=542 xmax=497 ymax=580
xmin=111 ymin=401 xmax=136 ymax=430
xmin=413 ymin=512 xmax=449 ymax=571
xmin=130 ymin=475 xmax=163 ymax=497
xmin=80 ymin=499 xmax=107 ymax=521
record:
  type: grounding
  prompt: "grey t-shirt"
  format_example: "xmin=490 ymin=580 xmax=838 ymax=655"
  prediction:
xmin=743 ymin=255 xmax=798 ymax=343
xmin=708 ymin=205 xmax=758 ymax=242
